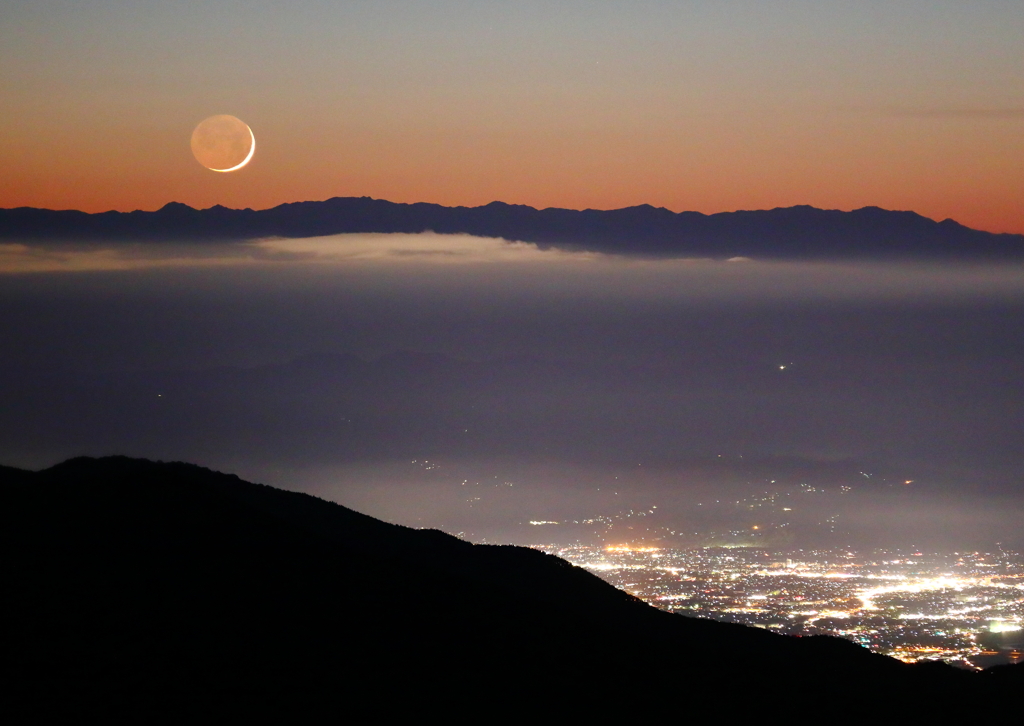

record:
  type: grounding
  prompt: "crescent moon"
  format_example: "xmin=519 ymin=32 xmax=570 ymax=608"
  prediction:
xmin=210 ymin=126 xmax=256 ymax=173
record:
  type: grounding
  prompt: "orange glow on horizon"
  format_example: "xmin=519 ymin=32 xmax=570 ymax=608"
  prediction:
xmin=2 ymin=105 xmax=1022 ymax=234
xmin=3 ymin=4 xmax=1022 ymax=234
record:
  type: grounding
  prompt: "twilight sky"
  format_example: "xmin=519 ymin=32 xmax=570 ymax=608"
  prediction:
xmin=2 ymin=2 xmax=1023 ymax=551
xmin=2 ymin=1 xmax=1023 ymax=232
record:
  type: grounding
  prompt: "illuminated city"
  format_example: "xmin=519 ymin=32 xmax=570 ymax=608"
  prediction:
xmin=536 ymin=544 xmax=1024 ymax=668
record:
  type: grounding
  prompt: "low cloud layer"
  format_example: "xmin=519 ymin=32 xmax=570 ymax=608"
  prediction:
xmin=4 ymin=232 xmax=1024 ymax=304
xmin=0 ymin=233 xmax=591 ymax=274
xmin=2 ymin=233 xmax=1022 ymax=549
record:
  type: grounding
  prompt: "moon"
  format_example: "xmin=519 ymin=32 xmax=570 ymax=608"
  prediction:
xmin=190 ymin=115 xmax=255 ymax=172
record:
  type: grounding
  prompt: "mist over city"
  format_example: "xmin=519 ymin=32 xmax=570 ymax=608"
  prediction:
xmin=3 ymin=233 xmax=1021 ymax=552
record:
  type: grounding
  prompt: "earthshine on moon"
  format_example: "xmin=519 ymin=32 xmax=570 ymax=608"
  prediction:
xmin=190 ymin=115 xmax=255 ymax=172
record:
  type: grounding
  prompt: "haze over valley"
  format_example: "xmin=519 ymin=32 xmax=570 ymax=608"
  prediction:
xmin=3 ymin=227 xmax=1021 ymax=554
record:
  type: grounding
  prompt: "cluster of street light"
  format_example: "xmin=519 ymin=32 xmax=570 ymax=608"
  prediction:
xmin=536 ymin=544 xmax=1024 ymax=668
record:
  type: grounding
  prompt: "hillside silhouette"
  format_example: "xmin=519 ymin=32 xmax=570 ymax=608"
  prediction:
xmin=3 ymin=457 xmax=1020 ymax=719
xmin=3 ymin=197 xmax=1023 ymax=259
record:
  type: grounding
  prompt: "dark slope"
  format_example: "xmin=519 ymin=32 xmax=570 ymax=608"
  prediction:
xmin=3 ymin=197 xmax=1022 ymax=259
xmin=2 ymin=457 xmax=1016 ymax=719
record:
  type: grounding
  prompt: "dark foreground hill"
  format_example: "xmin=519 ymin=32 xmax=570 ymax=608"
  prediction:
xmin=2 ymin=457 xmax=1019 ymax=719
xmin=3 ymin=197 xmax=1023 ymax=259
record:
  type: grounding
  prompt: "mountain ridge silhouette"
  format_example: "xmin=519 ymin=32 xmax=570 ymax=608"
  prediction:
xmin=3 ymin=456 xmax=1019 ymax=718
xmin=3 ymin=197 xmax=1022 ymax=259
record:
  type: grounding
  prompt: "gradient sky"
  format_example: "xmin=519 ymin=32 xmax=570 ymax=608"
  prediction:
xmin=2 ymin=1 xmax=1022 ymax=232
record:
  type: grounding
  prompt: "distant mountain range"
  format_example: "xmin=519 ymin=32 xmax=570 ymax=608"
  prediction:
xmin=3 ymin=457 xmax=1020 ymax=718
xmin=3 ymin=197 xmax=1023 ymax=259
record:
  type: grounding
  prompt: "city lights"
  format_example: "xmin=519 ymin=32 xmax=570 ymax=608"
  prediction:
xmin=537 ymin=545 xmax=1024 ymax=668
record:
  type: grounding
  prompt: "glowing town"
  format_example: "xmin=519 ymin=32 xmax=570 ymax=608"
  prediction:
xmin=535 ymin=545 xmax=1024 ymax=668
